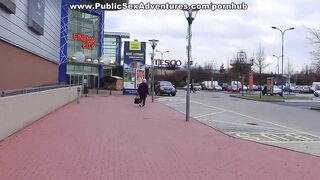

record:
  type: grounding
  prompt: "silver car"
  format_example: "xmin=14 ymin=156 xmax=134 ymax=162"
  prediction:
xmin=314 ymin=90 xmax=320 ymax=97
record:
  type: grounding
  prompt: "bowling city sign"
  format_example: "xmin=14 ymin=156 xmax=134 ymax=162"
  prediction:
xmin=154 ymin=59 xmax=182 ymax=67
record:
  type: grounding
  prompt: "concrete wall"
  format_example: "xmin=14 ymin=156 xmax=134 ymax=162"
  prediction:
xmin=0 ymin=86 xmax=79 ymax=141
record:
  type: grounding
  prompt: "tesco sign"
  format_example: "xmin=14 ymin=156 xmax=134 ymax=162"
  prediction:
xmin=154 ymin=59 xmax=182 ymax=67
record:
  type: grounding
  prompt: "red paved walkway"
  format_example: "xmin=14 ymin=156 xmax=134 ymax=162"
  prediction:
xmin=0 ymin=94 xmax=320 ymax=180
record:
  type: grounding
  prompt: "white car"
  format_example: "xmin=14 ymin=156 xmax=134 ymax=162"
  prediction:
xmin=314 ymin=90 xmax=320 ymax=97
xmin=272 ymin=85 xmax=283 ymax=96
xmin=213 ymin=85 xmax=223 ymax=91
xmin=184 ymin=83 xmax=201 ymax=91
xmin=192 ymin=83 xmax=202 ymax=91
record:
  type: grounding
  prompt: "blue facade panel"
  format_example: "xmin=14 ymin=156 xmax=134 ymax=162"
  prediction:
xmin=59 ymin=0 xmax=104 ymax=83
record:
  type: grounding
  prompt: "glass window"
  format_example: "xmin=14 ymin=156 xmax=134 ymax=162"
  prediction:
xmin=103 ymin=35 xmax=119 ymax=64
xmin=67 ymin=9 xmax=101 ymax=59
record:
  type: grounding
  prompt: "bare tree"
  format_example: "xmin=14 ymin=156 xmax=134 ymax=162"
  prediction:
xmin=219 ymin=63 xmax=226 ymax=74
xmin=308 ymin=28 xmax=320 ymax=73
xmin=203 ymin=60 xmax=217 ymax=71
xmin=285 ymin=58 xmax=294 ymax=77
xmin=254 ymin=45 xmax=270 ymax=98
xmin=311 ymin=59 xmax=320 ymax=74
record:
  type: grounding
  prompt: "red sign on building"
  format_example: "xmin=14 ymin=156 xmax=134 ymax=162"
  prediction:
xmin=73 ymin=33 xmax=95 ymax=49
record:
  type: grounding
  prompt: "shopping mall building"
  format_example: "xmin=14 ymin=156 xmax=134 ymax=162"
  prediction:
xmin=0 ymin=0 xmax=127 ymax=90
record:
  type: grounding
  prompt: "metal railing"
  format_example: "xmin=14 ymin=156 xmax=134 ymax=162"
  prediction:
xmin=0 ymin=83 xmax=71 ymax=97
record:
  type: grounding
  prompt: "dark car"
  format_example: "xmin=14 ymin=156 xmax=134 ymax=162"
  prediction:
xmin=155 ymin=81 xmax=177 ymax=96
xmin=220 ymin=83 xmax=229 ymax=91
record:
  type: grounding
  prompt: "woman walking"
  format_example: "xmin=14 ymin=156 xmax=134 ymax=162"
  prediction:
xmin=137 ymin=79 xmax=148 ymax=107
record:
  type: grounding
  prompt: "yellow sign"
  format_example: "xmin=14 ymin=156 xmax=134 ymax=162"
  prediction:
xmin=129 ymin=42 xmax=141 ymax=51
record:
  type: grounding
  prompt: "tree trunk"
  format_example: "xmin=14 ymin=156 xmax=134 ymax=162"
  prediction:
xmin=260 ymin=67 xmax=262 ymax=99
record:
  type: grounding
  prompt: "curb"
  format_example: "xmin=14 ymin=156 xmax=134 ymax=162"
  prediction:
xmin=310 ymin=107 xmax=320 ymax=111
xmin=229 ymin=95 xmax=285 ymax=102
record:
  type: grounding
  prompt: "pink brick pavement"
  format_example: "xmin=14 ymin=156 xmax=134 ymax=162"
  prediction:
xmin=0 ymin=94 xmax=320 ymax=180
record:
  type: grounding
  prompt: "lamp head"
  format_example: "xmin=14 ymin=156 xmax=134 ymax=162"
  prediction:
xmin=183 ymin=8 xmax=199 ymax=25
xmin=149 ymin=39 xmax=159 ymax=49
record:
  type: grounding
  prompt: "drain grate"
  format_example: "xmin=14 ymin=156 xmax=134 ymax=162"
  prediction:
xmin=247 ymin=123 xmax=259 ymax=126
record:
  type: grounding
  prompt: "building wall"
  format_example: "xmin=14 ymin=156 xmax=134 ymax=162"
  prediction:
xmin=59 ymin=0 xmax=105 ymax=83
xmin=0 ymin=0 xmax=62 ymax=63
xmin=0 ymin=40 xmax=58 ymax=90
xmin=0 ymin=0 xmax=62 ymax=90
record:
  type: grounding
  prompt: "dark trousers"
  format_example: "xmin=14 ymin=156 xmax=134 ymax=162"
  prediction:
xmin=139 ymin=95 xmax=147 ymax=106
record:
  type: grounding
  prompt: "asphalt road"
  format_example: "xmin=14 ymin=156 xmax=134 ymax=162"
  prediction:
xmin=156 ymin=90 xmax=320 ymax=156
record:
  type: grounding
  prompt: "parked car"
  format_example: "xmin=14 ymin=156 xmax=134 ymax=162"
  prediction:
xmin=220 ymin=83 xmax=229 ymax=91
xmin=192 ymin=83 xmax=202 ymax=91
xmin=200 ymin=82 xmax=206 ymax=90
xmin=311 ymin=82 xmax=320 ymax=93
xmin=231 ymin=81 xmax=242 ymax=87
xmin=241 ymin=85 xmax=248 ymax=91
xmin=155 ymin=81 xmax=177 ymax=96
xmin=202 ymin=81 xmax=219 ymax=90
xmin=253 ymin=85 xmax=262 ymax=91
xmin=184 ymin=83 xmax=202 ymax=91
xmin=262 ymin=85 xmax=282 ymax=96
xmin=213 ymin=85 xmax=223 ymax=91
xmin=278 ymin=84 xmax=295 ymax=92
xmin=298 ymin=86 xmax=312 ymax=93
xmin=314 ymin=90 xmax=320 ymax=97
xmin=272 ymin=85 xmax=283 ymax=96
xmin=227 ymin=85 xmax=240 ymax=92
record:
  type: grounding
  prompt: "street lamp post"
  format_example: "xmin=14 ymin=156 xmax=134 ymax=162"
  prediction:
xmin=156 ymin=50 xmax=169 ymax=76
xmin=148 ymin=39 xmax=159 ymax=103
xmin=271 ymin=26 xmax=295 ymax=77
xmin=184 ymin=8 xmax=199 ymax=122
xmin=272 ymin=26 xmax=294 ymax=96
xmin=272 ymin=55 xmax=281 ymax=75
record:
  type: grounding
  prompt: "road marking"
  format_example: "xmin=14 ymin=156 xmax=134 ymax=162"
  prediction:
xmin=159 ymin=96 xmax=320 ymax=142
xmin=190 ymin=100 xmax=320 ymax=139
xmin=165 ymin=102 xmax=185 ymax=106
xmin=194 ymin=110 xmax=226 ymax=119
xmin=228 ymin=132 xmax=320 ymax=143
xmin=198 ymin=119 xmax=286 ymax=132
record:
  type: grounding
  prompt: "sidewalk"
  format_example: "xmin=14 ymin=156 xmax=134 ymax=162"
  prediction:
xmin=0 ymin=94 xmax=320 ymax=180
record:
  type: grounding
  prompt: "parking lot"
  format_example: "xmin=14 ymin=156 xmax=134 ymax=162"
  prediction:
xmin=156 ymin=90 xmax=320 ymax=156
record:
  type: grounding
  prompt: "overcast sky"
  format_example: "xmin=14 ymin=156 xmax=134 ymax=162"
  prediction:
xmin=104 ymin=0 xmax=320 ymax=73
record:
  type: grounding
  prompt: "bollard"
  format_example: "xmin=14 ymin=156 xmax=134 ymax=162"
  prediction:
xmin=77 ymin=87 xmax=81 ymax=104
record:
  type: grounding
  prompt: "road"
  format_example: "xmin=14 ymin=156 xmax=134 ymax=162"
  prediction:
xmin=156 ymin=91 xmax=320 ymax=156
